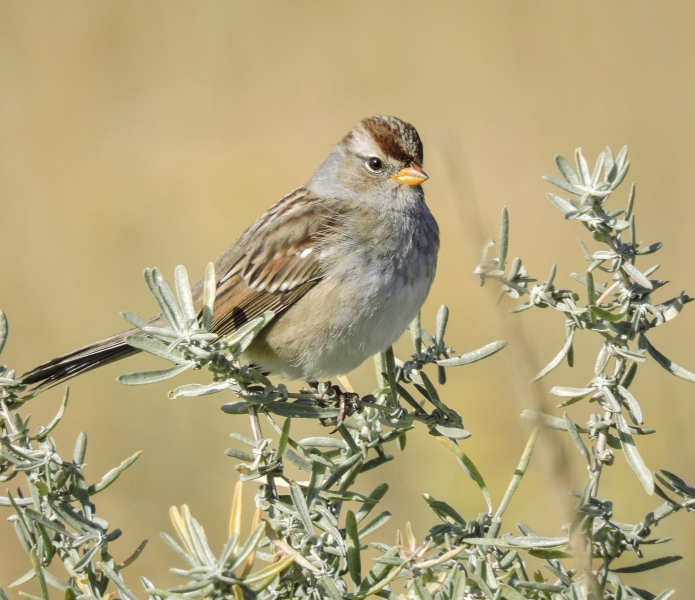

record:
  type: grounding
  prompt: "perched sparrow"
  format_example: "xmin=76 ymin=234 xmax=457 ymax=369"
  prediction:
xmin=21 ymin=116 xmax=439 ymax=390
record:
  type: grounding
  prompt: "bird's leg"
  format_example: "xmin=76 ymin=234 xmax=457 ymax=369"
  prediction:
xmin=329 ymin=383 xmax=360 ymax=432
xmin=306 ymin=379 xmax=360 ymax=430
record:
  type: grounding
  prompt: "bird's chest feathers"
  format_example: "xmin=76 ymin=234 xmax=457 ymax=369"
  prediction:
xmin=319 ymin=208 xmax=437 ymax=350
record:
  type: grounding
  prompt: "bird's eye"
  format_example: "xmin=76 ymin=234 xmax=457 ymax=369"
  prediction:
xmin=365 ymin=156 xmax=384 ymax=172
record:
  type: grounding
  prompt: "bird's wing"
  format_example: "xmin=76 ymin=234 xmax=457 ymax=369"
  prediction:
xmin=201 ymin=187 xmax=339 ymax=337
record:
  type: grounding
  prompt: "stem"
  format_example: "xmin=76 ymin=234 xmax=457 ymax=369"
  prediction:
xmin=0 ymin=399 xmax=17 ymax=435
xmin=248 ymin=407 xmax=277 ymax=499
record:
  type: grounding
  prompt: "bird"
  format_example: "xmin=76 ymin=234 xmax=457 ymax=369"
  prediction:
xmin=20 ymin=115 xmax=440 ymax=392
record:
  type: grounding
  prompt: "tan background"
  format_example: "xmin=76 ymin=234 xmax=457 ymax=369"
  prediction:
xmin=2 ymin=1 xmax=695 ymax=595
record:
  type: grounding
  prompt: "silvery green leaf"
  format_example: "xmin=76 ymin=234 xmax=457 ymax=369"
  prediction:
xmin=222 ymin=311 xmax=275 ymax=353
xmin=169 ymin=382 xmax=230 ymax=399
xmin=466 ymin=535 xmax=567 ymax=548
xmin=640 ymin=335 xmax=695 ymax=383
xmin=23 ymin=508 xmax=72 ymax=536
xmin=615 ymin=145 xmax=628 ymax=170
xmin=550 ymin=386 xmax=594 ymax=398
xmin=547 ymin=193 xmax=576 ymax=214
xmin=610 ymin=555 xmax=681 ymax=573
xmin=614 ymin=346 xmax=647 ymax=362
xmin=520 ymin=410 xmax=589 ymax=433
xmin=299 ymin=437 xmax=347 ymax=448
xmin=543 ymin=176 xmax=582 ymax=196
xmin=98 ymin=562 xmax=142 ymax=600
xmin=655 ymin=292 xmax=693 ymax=322
xmin=610 ymin=160 xmax=630 ymax=190
xmin=435 ymin=305 xmax=449 ymax=344
xmin=221 ymin=401 xmax=251 ymax=415
xmin=354 ymin=548 xmax=403 ymax=600
xmin=615 ymin=413 xmax=653 ymax=495
xmin=71 ymin=543 xmax=102 ymax=573
xmin=636 ymin=241 xmax=662 ymax=255
xmin=409 ymin=312 xmax=422 ymax=355
xmin=531 ymin=328 xmax=575 ymax=382
xmin=276 ymin=416 xmax=292 ymax=459
xmin=144 ymin=268 xmax=181 ymax=330
xmin=498 ymin=207 xmax=509 ymax=270
xmin=437 ymin=437 xmax=492 ymax=512
xmin=434 ymin=424 xmax=471 ymax=439
xmin=601 ymin=387 xmax=622 ymax=412
xmin=497 ymin=584 xmax=527 ymax=600
xmin=201 ymin=262 xmax=215 ymax=332
xmin=321 ymin=577 xmax=346 ymax=600
xmin=0 ymin=311 xmax=8 ymax=356
xmin=413 ymin=578 xmax=435 ymax=600
xmin=626 ymin=182 xmax=636 ymax=218
xmin=555 ymin=154 xmax=581 ymax=185
xmin=571 ymin=270 xmax=606 ymax=292
xmin=345 ymin=510 xmax=362 ymax=585
xmin=436 ymin=340 xmax=506 ymax=367
xmin=603 ymin=146 xmax=615 ymax=179
xmin=495 ymin=428 xmax=538 ymax=519
xmin=124 ymin=335 xmax=187 ymax=364
xmin=617 ymin=385 xmax=643 ymax=425
xmin=117 ymin=362 xmax=193 ymax=385
xmin=9 ymin=569 xmax=35 ymax=589
xmin=226 ymin=522 xmax=265 ymax=572
xmin=590 ymin=304 xmax=628 ymax=323
xmin=306 ymin=461 xmax=326 ymax=509
xmin=265 ymin=402 xmax=338 ymax=419
xmin=591 ymin=151 xmax=606 ymax=187
xmin=660 ymin=470 xmax=695 ymax=497
xmin=35 ymin=388 xmax=69 ymax=440
xmin=621 ymin=261 xmax=653 ymax=290
xmin=575 ymin=149 xmax=591 ymax=186
xmin=355 ymin=483 xmax=389 ymax=524
xmin=595 ymin=343 xmax=609 ymax=375
xmin=417 ymin=371 xmax=459 ymax=422
xmin=88 ymin=451 xmax=141 ymax=495
xmin=653 ymin=591 xmax=676 ymax=600
xmin=174 ymin=265 xmax=196 ymax=323
xmin=120 ymin=311 xmax=151 ymax=331
xmin=289 ymin=481 xmax=314 ymax=532
xmin=563 ymin=413 xmax=590 ymax=465
xmin=224 ymin=447 xmax=253 ymax=461
xmin=423 ymin=495 xmax=466 ymax=526
xmin=284 ymin=448 xmax=312 ymax=473
xmin=592 ymin=250 xmax=617 ymax=260
xmin=358 ymin=510 xmax=391 ymax=540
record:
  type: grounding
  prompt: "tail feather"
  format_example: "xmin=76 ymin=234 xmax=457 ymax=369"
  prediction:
xmin=20 ymin=330 xmax=140 ymax=392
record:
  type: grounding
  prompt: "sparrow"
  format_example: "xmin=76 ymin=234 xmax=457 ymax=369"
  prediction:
xmin=21 ymin=116 xmax=439 ymax=390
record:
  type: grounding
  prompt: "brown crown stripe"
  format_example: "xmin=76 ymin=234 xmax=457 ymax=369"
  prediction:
xmin=360 ymin=116 xmax=423 ymax=166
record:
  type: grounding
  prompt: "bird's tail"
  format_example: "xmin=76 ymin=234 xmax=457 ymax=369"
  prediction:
xmin=20 ymin=330 xmax=140 ymax=392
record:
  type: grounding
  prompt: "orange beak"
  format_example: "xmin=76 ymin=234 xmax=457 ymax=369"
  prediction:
xmin=391 ymin=162 xmax=429 ymax=186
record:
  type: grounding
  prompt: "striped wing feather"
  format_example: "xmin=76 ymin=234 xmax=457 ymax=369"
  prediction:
xmin=21 ymin=188 xmax=335 ymax=389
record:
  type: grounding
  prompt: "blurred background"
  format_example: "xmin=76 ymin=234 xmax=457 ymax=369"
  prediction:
xmin=2 ymin=0 xmax=695 ymax=594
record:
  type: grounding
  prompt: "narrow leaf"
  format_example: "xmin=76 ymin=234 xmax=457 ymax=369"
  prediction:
xmin=615 ymin=414 xmax=653 ymax=495
xmin=563 ymin=413 xmax=590 ymax=464
xmin=436 ymin=340 xmax=506 ymax=367
xmin=640 ymin=335 xmax=695 ymax=383
xmin=88 ymin=451 xmax=141 ymax=495
xmin=117 ymin=362 xmax=192 ymax=385
xmin=495 ymin=428 xmax=538 ymax=518
xmin=289 ymin=481 xmax=314 ymax=532
xmin=437 ymin=437 xmax=492 ymax=512
xmin=532 ymin=329 xmax=575 ymax=382
xmin=346 ymin=510 xmax=362 ymax=585
xmin=610 ymin=555 xmax=682 ymax=573
xmin=174 ymin=265 xmax=196 ymax=323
